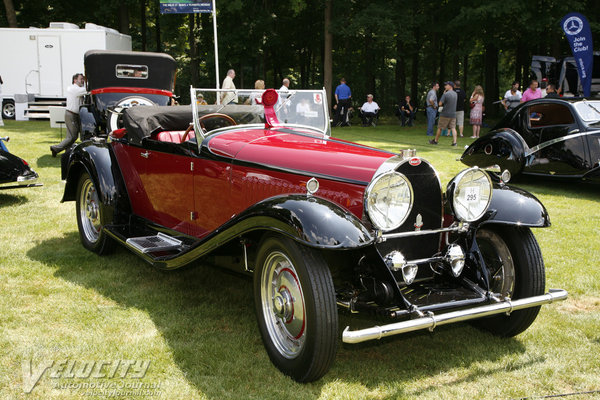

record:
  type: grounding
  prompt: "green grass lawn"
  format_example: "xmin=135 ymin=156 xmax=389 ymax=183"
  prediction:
xmin=0 ymin=119 xmax=599 ymax=399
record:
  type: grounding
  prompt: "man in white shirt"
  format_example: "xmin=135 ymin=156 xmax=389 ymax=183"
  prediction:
xmin=359 ymin=94 xmax=380 ymax=126
xmin=220 ymin=69 xmax=238 ymax=105
xmin=50 ymin=73 xmax=86 ymax=157
xmin=280 ymin=78 xmax=290 ymax=92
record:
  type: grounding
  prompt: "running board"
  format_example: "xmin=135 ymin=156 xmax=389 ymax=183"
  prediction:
xmin=342 ymin=289 xmax=568 ymax=344
xmin=126 ymin=232 xmax=183 ymax=254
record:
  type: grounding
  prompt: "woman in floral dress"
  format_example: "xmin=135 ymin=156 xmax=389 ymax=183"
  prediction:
xmin=469 ymin=85 xmax=484 ymax=138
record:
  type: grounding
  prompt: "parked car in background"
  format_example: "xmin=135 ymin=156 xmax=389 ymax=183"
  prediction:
xmin=0 ymin=136 xmax=41 ymax=190
xmin=79 ymin=50 xmax=176 ymax=138
xmin=61 ymin=87 xmax=567 ymax=382
xmin=462 ymin=98 xmax=600 ymax=183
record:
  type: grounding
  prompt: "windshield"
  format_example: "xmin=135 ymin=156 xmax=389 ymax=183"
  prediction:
xmin=190 ymin=88 xmax=330 ymax=138
xmin=574 ymin=100 xmax=600 ymax=123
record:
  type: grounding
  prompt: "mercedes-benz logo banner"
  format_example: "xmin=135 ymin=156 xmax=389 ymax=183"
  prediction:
xmin=560 ymin=12 xmax=594 ymax=97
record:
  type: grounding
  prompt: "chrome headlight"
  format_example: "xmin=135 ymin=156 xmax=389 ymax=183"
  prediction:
xmin=365 ymin=171 xmax=413 ymax=231
xmin=448 ymin=167 xmax=492 ymax=222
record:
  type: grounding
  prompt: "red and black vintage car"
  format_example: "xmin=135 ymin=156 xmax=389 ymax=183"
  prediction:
xmin=79 ymin=50 xmax=176 ymax=139
xmin=61 ymin=87 xmax=567 ymax=382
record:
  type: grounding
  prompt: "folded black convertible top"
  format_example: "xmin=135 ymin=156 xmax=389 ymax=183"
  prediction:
xmin=122 ymin=105 xmax=264 ymax=145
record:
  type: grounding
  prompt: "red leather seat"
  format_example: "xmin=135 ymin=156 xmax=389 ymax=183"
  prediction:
xmin=155 ymin=130 xmax=195 ymax=143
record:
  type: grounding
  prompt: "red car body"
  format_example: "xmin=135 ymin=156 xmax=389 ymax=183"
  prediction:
xmin=61 ymin=85 xmax=566 ymax=383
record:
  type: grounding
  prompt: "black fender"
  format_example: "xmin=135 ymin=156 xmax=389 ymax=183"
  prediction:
xmin=123 ymin=195 xmax=375 ymax=270
xmin=477 ymin=184 xmax=550 ymax=228
xmin=461 ymin=128 xmax=527 ymax=176
xmin=226 ymin=195 xmax=374 ymax=249
xmin=61 ymin=140 xmax=131 ymax=223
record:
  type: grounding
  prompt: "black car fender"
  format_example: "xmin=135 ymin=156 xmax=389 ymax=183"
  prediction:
xmin=79 ymin=105 xmax=99 ymax=140
xmin=61 ymin=141 xmax=131 ymax=222
xmin=231 ymin=195 xmax=375 ymax=250
xmin=477 ymin=184 xmax=550 ymax=228
xmin=461 ymin=128 xmax=527 ymax=176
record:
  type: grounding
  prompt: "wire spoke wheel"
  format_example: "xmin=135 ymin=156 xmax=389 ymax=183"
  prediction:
xmin=79 ymin=178 xmax=101 ymax=244
xmin=75 ymin=172 xmax=114 ymax=254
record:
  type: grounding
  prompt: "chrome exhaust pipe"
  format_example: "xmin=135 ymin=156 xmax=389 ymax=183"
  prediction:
xmin=342 ymin=289 xmax=567 ymax=344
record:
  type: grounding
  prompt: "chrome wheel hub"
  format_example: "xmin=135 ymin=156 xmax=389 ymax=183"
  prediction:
xmin=261 ymin=251 xmax=306 ymax=359
xmin=79 ymin=179 xmax=101 ymax=243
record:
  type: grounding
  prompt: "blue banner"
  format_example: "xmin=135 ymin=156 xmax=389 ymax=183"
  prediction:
xmin=561 ymin=12 xmax=594 ymax=97
xmin=160 ymin=0 xmax=212 ymax=14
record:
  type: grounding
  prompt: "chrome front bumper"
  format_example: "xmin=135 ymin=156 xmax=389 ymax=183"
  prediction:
xmin=342 ymin=289 xmax=568 ymax=344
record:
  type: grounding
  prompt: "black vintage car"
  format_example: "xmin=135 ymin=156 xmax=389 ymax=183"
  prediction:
xmin=462 ymin=98 xmax=600 ymax=182
xmin=79 ymin=50 xmax=177 ymax=139
xmin=0 ymin=136 xmax=40 ymax=190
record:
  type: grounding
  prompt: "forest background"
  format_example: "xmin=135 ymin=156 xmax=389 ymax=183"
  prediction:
xmin=2 ymin=0 xmax=599 ymax=116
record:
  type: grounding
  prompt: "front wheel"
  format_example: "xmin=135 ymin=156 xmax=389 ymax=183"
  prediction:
xmin=254 ymin=235 xmax=338 ymax=382
xmin=473 ymin=226 xmax=545 ymax=337
xmin=75 ymin=172 xmax=115 ymax=254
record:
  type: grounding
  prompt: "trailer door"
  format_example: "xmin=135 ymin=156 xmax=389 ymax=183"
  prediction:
xmin=37 ymin=36 xmax=63 ymax=96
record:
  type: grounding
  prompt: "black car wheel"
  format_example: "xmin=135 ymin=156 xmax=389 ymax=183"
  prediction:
xmin=474 ymin=226 xmax=545 ymax=337
xmin=76 ymin=172 xmax=114 ymax=254
xmin=254 ymin=235 xmax=338 ymax=382
xmin=2 ymin=100 xmax=15 ymax=120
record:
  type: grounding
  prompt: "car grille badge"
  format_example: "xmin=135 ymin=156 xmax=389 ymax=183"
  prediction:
xmin=414 ymin=214 xmax=423 ymax=231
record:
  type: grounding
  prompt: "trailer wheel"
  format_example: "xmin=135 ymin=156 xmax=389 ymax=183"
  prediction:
xmin=2 ymin=100 xmax=15 ymax=120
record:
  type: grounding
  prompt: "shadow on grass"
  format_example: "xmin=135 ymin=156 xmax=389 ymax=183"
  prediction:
xmin=0 ymin=192 xmax=28 ymax=208
xmin=36 ymin=153 xmax=62 ymax=168
xmin=510 ymin=176 xmax=600 ymax=200
xmin=28 ymin=232 xmax=533 ymax=399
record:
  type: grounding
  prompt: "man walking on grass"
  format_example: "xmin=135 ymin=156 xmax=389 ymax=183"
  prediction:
xmin=429 ymin=81 xmax=458 ymax=146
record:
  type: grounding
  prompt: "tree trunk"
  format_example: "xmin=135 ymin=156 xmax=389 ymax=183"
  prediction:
xmin=140 ymin=0 xmax=147 ymax=51
xmin=323 ymin=0 xmax=333 ymax=107
xmin=484 ymin=42 xmax=499 ymax=117
xmin=155 ymin=3 xmax=161 ymax=52
xmin=463 ymin=55 xmax=469 ymax=94
xmin=119 ymin=3 xmax=130 ymax=35
xmin=410 ymin=29 xmax=420 ymax=102
xmin=395 ymin=37 xmax=406 ymax=102
xmin=452 ymin=37 xmax=460 ymax=80
xmin=438 ymin=37 xmax=447 ymax=85
xmin=3 ymin=0 xmax=17 ymax=27
xmin=430 ymin=32 xmax=438 ymax=81
xmin=364 ymin=34 xmax=376 ymax=96
xmin=189 ymin=14 xmax=198 ymax=87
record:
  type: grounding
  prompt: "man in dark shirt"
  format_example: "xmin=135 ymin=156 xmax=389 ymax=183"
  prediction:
xmin=454 ymin=80 xmax=466 ymax=137
xmin=545 ymin=84 xmax=560 ymax=98
xmin=399 ymin=95 xmax=415 ymax=126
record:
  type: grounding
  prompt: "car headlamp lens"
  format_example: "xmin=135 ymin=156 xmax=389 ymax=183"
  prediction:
xmin=450 ymin=167 xmax=492 ymax=222
xmin=365 ymin=172 xmax=413 ymax=231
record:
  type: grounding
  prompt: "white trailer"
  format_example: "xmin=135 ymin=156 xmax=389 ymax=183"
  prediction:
xmin=0 ymin=22 xmax=131 ymax=120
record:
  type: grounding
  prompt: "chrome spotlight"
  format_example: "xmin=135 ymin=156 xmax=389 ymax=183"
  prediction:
xmin=445 ymin=244 xmax=465 ymax=277
xmin=385 ymin=251 xmax=406 ymax=272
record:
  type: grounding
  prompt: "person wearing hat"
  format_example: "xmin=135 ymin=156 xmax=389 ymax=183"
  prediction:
xmin=429 ymin=81 xmax=458 ymax=146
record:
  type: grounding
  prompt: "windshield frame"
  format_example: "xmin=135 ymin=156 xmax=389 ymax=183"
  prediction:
xmin=190 ymin=87 xmax=331 ymax=141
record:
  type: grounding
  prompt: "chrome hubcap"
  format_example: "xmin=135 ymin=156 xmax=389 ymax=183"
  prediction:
xmin=79 ymin=179 xmax=101 ymax=243
xmin=261 ymin=251 xmax=306 ymax=359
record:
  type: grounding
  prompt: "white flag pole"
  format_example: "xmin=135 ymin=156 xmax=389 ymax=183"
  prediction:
xmin=212 ymin=0 xmax=220 ymax=93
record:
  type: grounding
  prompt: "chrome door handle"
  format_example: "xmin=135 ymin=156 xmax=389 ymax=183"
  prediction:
xmin=140 ymin=151 xmax=149 ymax=158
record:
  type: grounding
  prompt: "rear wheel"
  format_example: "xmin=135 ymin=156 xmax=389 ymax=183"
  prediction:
xmin=75 ymin=172 xmax=115 ymax=254
xmin=254 ymin=235 xmax=338 ymax=382
xmin=473 ymin=226 xmax=545 ymax=337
